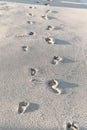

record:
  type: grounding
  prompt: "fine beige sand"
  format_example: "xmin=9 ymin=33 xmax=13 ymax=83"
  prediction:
xmin=0 ymin=0 xmax=87 ymax=130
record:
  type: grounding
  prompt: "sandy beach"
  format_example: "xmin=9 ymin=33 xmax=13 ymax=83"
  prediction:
xmin=0 ymin=0 xmax=87 ymax=130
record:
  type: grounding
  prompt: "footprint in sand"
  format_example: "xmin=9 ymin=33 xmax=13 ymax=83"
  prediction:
xmin=44 ymin=3 xmax=49 ymax=6
xmin=29 ymin=6 xmax=37 ymax=9
xmin=22 ymin=46 xmax=28 ymax=51
xmin=52 ymin=56 xmax=63 ymax=65
xmin=45 ymin=37 xmax=54 ymax=44
xmin=67 ymin=122 xmax=79 ymax=130
xmin=46 ymin=25 xmax=54 ymax=30
xmin=36 ymin=1 xmax=40 ymax=4
xmin=28 ymin=32 xmax=35 ymax=36
xmin=42 ymin=15 xmax=48 ymax=20
xmin=28 ymin=13 xmax=33 ymax=16
xmin=29 ymin=6 xmax=33 ymax=9
xmin=48 ymin=80 xmax=61 ymax=94
xmin=46 ymin=9 xmax=51 ymax=13
xmin=27 ymin=21 xmax=33 ymax=24
xmin=18 ymin=101 xmax=30 ymax=114
xmin=31 ymin=68 xmax=38 ymax=76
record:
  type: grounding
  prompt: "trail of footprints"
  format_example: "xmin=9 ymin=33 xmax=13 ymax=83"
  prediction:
xmin=17 ymin=0 xmax=79 ymax=129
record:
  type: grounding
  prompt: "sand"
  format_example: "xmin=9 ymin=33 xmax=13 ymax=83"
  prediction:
xmin=0 ymin=0 xmax=87 ymax=130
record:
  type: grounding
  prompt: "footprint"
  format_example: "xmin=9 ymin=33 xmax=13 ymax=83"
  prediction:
xmin=22 ymin=46 xmax=28 ymax=51
xmin=18 ymin=101 xmax=30 ymax=114
xmin=46 ymin=25 xmax=54 ymax=30
xmin=29 ymin=6 xmax=37 ymax=9
xmin=67 ymin=122 xmax=79 ymax=130
xmin=28 ymin=32 xmax=35 ymax=36
xmin=46 ymin=9 xmax=51 ymax=13
xmin=48 ymin=80 xmax=61 ymax=94
xmin=45 ymin=37 xmax=54 ymax=44
xmin=28 ymin=13 xmax=33 ymax=16
xmin=44 ymin=3 xmax=49 ymax=6
xmin=27 ymin=21 xmax=33 ymax=24
xmin=52 ymin=56 xmax=63 ymax=65
xmin=29 ymin=6 xmax=33 ymax=9
xmin=41 ymin=15 xmax=48 ymax=20
xmin=31 ymin=68 xmax=38 ymax=76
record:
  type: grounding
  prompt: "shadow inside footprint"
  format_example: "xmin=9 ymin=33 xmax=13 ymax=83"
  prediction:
xmin=61 ymin=57 xmax=75 ymax=64
xmin=25 ymin=103 xmax=40 ymax=113
xmin=55 ymin=39 xmax=71 ymax=45
xmin=59 ymin=80 xmax=78 ymax=94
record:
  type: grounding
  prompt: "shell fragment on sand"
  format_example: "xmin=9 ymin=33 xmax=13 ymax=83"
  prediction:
xmin=18 ymin=101 xmax=30 ymax=114
xmin=52 ymin=56 xmax=63 ymax=65
xmin=48 ymin=80 xmax=61 ymax=94
xmin=67 ymin=122 xmax=79 ymax=130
